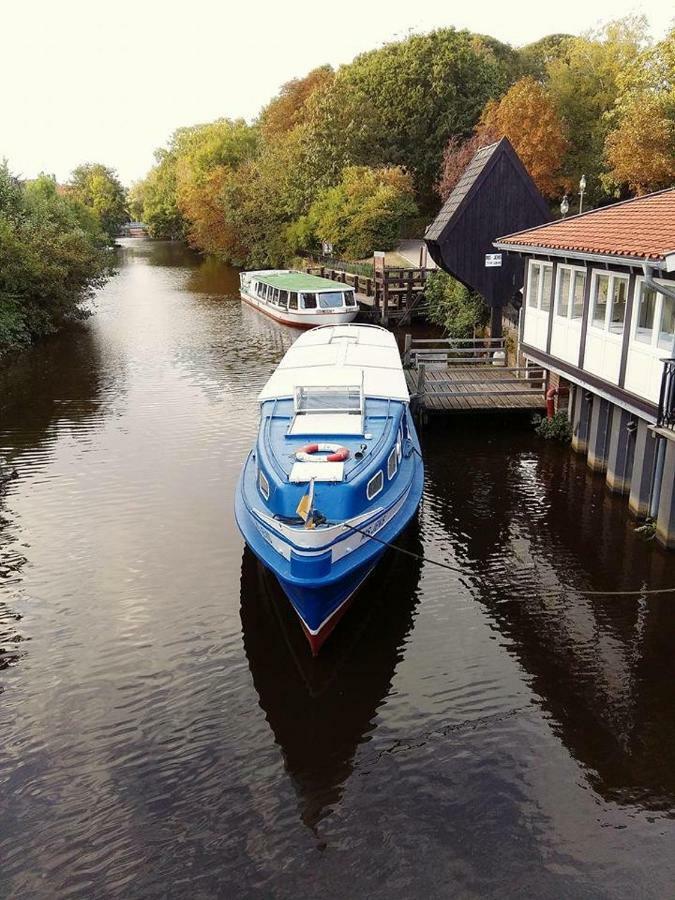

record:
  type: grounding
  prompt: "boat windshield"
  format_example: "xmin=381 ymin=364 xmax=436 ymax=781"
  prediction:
xmin=295 ymin=386 xmax=361 ymax=413
xmin=317 ymin=292 xmax=344 ymax=309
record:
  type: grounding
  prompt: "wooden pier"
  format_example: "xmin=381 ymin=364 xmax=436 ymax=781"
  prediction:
xmin=403 ymin=336 xmax=547 ymax=416
xmin=304 ymin=264 xmax=430 ymax=325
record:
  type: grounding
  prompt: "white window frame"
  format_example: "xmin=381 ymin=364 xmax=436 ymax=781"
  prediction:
xmin=387 ymin=447 xmax=398 ymax=480
xmin=527 ymin=260 xmax=554 ymax=311
xmin=258 ymin=469 xmax=270 ymax=501
xmin=366 ymin=470 xmax=383 ymax=501
xmin=554 ymin=264 xmax=586 ymax=320
xmin=632 ymin=276 xmax=675 ymax=353
xmin=589 ymin=270 xmax=630 ymax=336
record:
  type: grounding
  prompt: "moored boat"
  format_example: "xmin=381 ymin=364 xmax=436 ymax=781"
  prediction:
xmin=239 ymin=270 xmax=359 ymax=329
xmin=235 ymin=324 xmax=424 ymax=654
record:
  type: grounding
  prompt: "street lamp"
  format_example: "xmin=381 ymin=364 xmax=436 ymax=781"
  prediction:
xmin=579 ymin=175 xmax=587 ymax=214
xmin=560 ymin=194 xmax=570 ymax=218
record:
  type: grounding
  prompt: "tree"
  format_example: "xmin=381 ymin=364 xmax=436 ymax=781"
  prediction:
xmin=546 ymin=16 xmax=650 ymax=200
xmin=518 ymin=34 xmax=574 ymax=81
xmin=603 ymin=28 xmax=675 ymax=195
xmin=129 ymin=148 xmax=183 ymax=239
xmin=478 ymin=77 xmax=568 ymax=197
xmin=290 ymin=166 xmax=418 ymax=260
xmin=258 ymin=66 xmax=334 ymax=139
xmin=425 ymin=271 xmax=489 ymax=338
xmin=67 ymin=163 xmax=128 ymax=238
xmin=0 ymin=163 xmax=111 ymax=353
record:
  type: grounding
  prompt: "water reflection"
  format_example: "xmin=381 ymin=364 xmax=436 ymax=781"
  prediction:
xmin=423 ymin=416 xmax=675 ymax=811
xmin=240 ymin=521 xmax=423 ymax=830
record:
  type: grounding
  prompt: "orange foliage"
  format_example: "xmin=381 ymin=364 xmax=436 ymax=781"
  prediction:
xmin=259 ymin=66 xmax=334 ymax=140
xmin=605 ymin=94 xmax=675 ymax=195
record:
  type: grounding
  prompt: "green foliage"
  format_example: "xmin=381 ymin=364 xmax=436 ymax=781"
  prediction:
xmin=290 ymin=166 xmax=418 ymax=260
xmin=67 ymin=163 xmax=128 ymax=238
xmin=425 ymin=271 xmax=488 ymax=338
xmin=533 ymin=411 xmax=573 ymax=443
xmin=129 ymin=148 xmax=184 ymax=239
xmin=0 ymin=162 xmax=111 ymax=355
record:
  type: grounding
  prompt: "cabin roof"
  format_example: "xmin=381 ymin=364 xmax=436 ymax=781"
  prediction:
xmin=258 ymin=325 xmax=409 ymax=402
xmin=252 ymin=271 xmax=350 ymax=292
xmin=495 ymin=188 xmax=675 ymax=265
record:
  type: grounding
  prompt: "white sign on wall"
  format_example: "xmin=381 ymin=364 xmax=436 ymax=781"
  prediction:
xmin=485 ymin=253 xmax=502 ymax=267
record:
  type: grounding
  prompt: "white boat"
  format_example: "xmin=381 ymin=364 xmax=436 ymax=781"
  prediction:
xmin=239 ymin=270 xmax=359 ymax=329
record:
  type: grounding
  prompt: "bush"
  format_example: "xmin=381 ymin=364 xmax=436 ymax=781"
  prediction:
xmin=0 ymin=165 xmax=112 ymax=355
xmin=533 ymin=411 xmax=572 ymax=442
xmin=425 ymin=270 xmax=489 ymax=338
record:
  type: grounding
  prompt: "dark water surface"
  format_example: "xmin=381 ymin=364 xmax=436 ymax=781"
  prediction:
xmin=1 ymin=240 xmax=674 ymax=899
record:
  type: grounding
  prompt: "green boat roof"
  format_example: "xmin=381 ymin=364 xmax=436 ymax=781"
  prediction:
xmin=253 ymin=271 xmax=352 ymax=292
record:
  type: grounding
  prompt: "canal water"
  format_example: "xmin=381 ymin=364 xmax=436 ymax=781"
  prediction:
xmin=1 ymin=240 xmax=674 ymax=899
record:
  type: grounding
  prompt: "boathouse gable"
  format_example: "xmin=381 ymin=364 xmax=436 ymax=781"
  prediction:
xmin=494 ymin=188 xmax=675 ymax=547
xmin=424 ymin=138 xmax=551 ymax=324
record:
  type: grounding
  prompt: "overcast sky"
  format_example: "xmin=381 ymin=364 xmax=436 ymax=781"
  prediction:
xmin=2 ymin=0 xmax=671 ymax=186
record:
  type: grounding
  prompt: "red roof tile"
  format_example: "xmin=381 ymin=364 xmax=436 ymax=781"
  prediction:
xmin=496 ymin=188 xmax=675 ymax=262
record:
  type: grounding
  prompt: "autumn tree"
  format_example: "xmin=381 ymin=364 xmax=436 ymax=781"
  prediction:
xmin=604 ymin=27 xmax=675 ymax=195
xmin=258 ymin=66 xmax=334 ymax=139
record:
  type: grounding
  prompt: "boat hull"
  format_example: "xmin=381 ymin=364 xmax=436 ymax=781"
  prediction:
xmin=235 ymin=451 xmax=423 ymax=654
xmin=240 ymin=290 xmax=358 ymax=329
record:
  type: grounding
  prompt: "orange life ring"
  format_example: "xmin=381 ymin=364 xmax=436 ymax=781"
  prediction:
xmin=296 ymin=442 xmax=350 ymax=463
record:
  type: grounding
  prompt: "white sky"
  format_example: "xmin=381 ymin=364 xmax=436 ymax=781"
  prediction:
xmin=1 ymin=0 xmax=671 ymax=186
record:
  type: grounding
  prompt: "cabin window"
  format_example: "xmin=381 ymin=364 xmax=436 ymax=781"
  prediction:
xmin=256 ymin=282 xmax=264 ymax=298
xmin=527 ymin=260 xmax=553 ymax=310
xmin=366 ymin=471 xmax=383 ymax=501
xmin=345 ymin=290 xmax=357 ymax=307
xmin=301 ymin=293 xmax=317 ymax=309
xmin=318 ymin=291 xmax=344 ymax=309
xmin=636 ymin=284 xmax=658 ymax=343
xmin=659 ymin=295 xmax=675 ymax=350
xmin=258 ymin=469 xmax=270 ymax=501
xmin=572 ymin=271 xmax=586 ymax=318
xmin=387 ymin=447 xmax=398 ymax=480
xmin=288 ymin=292 xmax=298 ymax=310
xmin=279 ymin=290 xmax=288 ymax=309
xmin=555 ymin=266 xmax=586 ymax=320
xmin=591 ymin=272 xmax=629 ymax=334
xmin=556 ymin=269 xmax=571 ymax=317
xmin=273 ymin=288 xmax=281 ymax=305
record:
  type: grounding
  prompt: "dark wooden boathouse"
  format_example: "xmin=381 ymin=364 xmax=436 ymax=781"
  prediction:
xmin=424 ymin=138 xmax=550 ymax=336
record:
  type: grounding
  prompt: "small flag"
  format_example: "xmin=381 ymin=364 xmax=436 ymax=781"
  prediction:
xmin=296 ymin=477 xmax=315 ymax=525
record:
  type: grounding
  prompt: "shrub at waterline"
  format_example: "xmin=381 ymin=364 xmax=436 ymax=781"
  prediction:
xmin=425 ymin=270 xmax=489 ymax=338
xmin=0 ymin=164 xmax=113 ymax=355
xmin=533 ymin=411 xmax=573 ymax=443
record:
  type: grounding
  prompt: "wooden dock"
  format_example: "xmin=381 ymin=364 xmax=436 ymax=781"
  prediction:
xmin=304 ymin=264 xmax=430 ymax=325
xmin=403 ymin=336 xmax=547 ymax=416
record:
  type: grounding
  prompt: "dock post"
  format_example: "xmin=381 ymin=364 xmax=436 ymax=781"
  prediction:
xmin=403 ymin=334 xmax=412 ymax=367
xmin=417 ymin=364 xmax=426 ymax=409
xmin=571 ymin=387 xmax=592 ymax=455
xmin=382 ymin=272 xmax=390 ymax=325
xmin=605 ymin=409 xmax=636 ymax=494
xmin=587 ymin=397 xmax=612 ymax=472
xmin=656 ymin=437 xmax=675 ymax=548
xmin=628 ymin=421 xmax=658 ymax=517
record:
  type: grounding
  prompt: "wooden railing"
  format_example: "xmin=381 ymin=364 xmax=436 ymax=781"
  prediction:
xmin=657 ymin=359 xmax=675 ymax=429
xmin=403 ymin=335 xmax=507 ymax=367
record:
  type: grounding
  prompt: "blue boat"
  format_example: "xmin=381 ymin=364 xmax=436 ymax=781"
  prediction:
xmin=235 ymin=324 xmax=424 ymax=654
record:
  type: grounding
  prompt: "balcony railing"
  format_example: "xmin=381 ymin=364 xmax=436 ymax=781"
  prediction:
xmin=657 ymin=359 xmax=675 ymax=429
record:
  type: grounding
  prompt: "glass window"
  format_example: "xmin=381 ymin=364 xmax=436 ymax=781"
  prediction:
xmin=659 ymin=295 xmax=675 ymax=350
xmin=557 ymin=269 xmax=571 ymax=318
xmin=541 ymin=266 xmax=552 ymax=312
xmin=571 ymin=271 xmax=586 ymax=318
xmin=258 ymin=469 xmax=270 ymax=501
xmin=387 ymin=447 xmax=397 ymax=480
xmin=592 ymin=274 xmax=609 ymax=327
xmin=345 ymin=290 xmax=357 ymax=307
xmin=279 ymin=290 xmax=288 ymax=309
xmin=609 ymin=278 xmax=628 ymax=334
xmin=636 ymin=284 xmax=657 ymax=344
xmin=301 ymin=293 xmax=317 ymax=309
xmin=318 ymin=291 xmax=344 ymax=309
xmin=288 ymin=292 xmax=298 ymax=310
xmin=295 ymin=386 xmax=361 ymax=413
xmin=262 ymin=284 xmax=269 ymax=299
xmin=366 ymin=471 xmax=383 ymax=501
xmin=528 ymin=263 xmax=540 ymax=308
